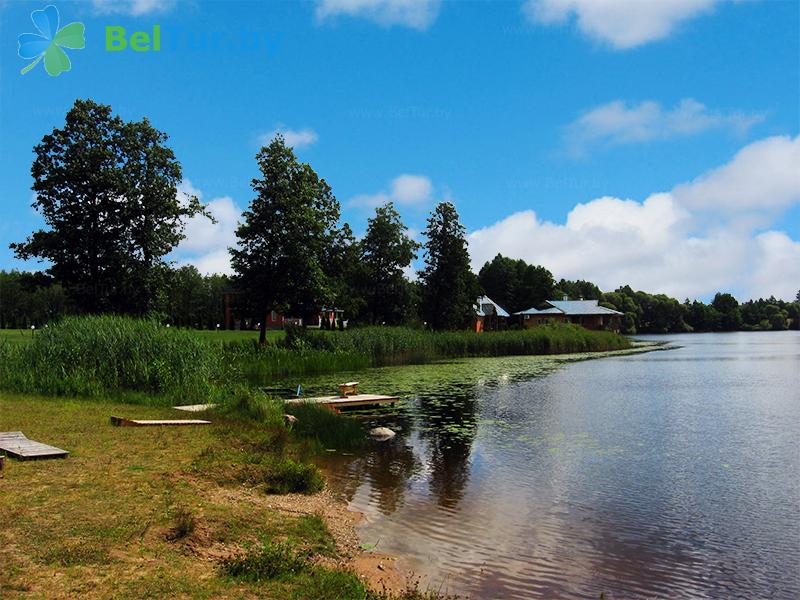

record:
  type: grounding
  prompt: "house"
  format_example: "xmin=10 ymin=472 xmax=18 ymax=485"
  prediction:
xmin=515 ymin=299 xmax=623 ymax=332
xmin=474 ymin=296 xmax=510 ymax=332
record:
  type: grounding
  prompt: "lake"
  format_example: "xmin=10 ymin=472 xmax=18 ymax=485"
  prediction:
xmin=306 ymin=332 xmax=800 ymax=599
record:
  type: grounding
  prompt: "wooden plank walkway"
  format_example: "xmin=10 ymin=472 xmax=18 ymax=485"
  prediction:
xmin=0 ymin=431 xmax=69 ymax=460
xmin=173 ymin=404 xmax=217 ymax=413
xmin=286 ymin=394 xmax=399 ymax=410
xmin=110 ymin=417 xmax=211 ymax=427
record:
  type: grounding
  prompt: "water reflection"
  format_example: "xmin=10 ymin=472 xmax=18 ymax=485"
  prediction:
xmin=294 ymin=334 xmax=800 ymax=598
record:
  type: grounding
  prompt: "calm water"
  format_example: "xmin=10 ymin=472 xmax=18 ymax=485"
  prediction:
xmin=306 ymin=332 xmax=800 ymax=599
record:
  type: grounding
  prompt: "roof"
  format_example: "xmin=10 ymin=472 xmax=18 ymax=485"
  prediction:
xmin=514 ymin=299 xmax=623 ymax=316
xmin=475 ymin=296 xmax=510 ymax=318
xmin=514 ymin=306 xmax=563 ymax=315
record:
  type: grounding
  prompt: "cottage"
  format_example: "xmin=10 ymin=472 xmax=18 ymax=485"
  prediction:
xmin=474 ymin=295 xmax=510 ymax=332
xmin=515 ymin=299 xmax=623 ymax=332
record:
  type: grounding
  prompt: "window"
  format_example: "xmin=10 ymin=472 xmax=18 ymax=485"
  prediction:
xmin=271 ymin=310 xmax=278 ymax=321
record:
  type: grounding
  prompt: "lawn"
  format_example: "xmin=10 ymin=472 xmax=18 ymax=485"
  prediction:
xmin=189 ymin=329 xmax=285 ymax=344
xmin=0 ymin=327 xmax=285 ymax=346
xmin=0 ymin=329 xmax=36 ymax=344
xmin=0 ymin=394 xmax=380 ymax=599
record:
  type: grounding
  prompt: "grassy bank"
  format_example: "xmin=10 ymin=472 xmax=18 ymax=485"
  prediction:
xmin=0 ymin=317 xmax=630 ymax=399
xmin=0 ymin=394 xmax=452 ymax=599
xmin=226 ymin=324 xmax=632 ymax=380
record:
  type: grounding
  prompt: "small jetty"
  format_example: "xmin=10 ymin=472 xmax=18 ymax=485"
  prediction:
xmin=110 ymin=416 xmax=211 ymax=427
xmin=286 ymin=382 xmax=399 ymax=411
xmin=0 ymin=431 xmax=69 ymax=460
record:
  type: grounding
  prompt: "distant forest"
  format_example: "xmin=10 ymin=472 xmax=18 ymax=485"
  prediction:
xmin=2 ymin=262 xmax=797 ymax=334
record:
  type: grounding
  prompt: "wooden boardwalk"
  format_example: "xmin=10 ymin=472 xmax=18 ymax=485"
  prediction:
xmin=110 ymin=417 xmax=211 ymax=427
xmin=0 ymin=431 xmax=69 ymax=460
xmin=286 ymin=394 xmax=399 ymax=410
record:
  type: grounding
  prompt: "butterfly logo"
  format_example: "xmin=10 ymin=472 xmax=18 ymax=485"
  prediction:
xmin=18 ymin=5 xmax=85 ymax=76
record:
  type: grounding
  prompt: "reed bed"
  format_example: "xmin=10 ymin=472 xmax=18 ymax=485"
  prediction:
xmin=294 ymin=324 xmax=630 ymax=366
xmin=0 ymin=315 xmax=226 ymax=403
xmin=0 ymin=318 xmax=629 ymax=401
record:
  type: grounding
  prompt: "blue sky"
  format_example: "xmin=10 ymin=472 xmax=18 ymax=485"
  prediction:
xmin=1 ymin=0 xmax=798 ymax=300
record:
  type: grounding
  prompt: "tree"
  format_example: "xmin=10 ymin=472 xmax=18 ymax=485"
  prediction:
xmin=478 ymin=255 xmax=519 ymax=312
xmin=478 ymin=254 xmax=555 ymax=314
xmin=11 ymin=99 xmax=202 ymax=314
xmin=419 ymin=202 xmax=478 ymax=330
xmin=712 ymin=292 xmax=742 ymax=331
xmin=230 ymin=136 xmax=341 ymax=344
xmin=360 ymin=203 xmax=420 ymax=325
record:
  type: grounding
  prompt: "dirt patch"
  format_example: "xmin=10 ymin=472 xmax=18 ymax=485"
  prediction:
xmin=203 ymin=479 xmax=410 ymax=593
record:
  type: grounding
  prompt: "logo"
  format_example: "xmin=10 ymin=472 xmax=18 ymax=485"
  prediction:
xmin=18 ymin=5 xmax=85 ymax=77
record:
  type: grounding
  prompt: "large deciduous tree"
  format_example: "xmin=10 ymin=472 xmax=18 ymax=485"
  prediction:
xmin=419 ymin=201 xmax=477 ymax=330
xmin=478 ymin=254 xmax=555 ymax=313
xmin=230 ymin=136 xmax=341 ymax=344
xmin=11 ymin=99 xmax=202 ymax=314
xmin=360 ymin=202 xmax=419 ymax=325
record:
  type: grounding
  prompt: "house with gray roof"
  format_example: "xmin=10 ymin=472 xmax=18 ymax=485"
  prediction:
xmin=515 ymin=299 xmax=623 ymax=332
xmin=474 ymin=295 xmax=510 ymax=332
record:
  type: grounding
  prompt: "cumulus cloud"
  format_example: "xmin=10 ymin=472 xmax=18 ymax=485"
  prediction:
xmin=523 ymin=0 xmax=722 ymax=49
xmin=91 ymin=0 xmax=174 ymax=16
xmin=259 ymin=126 xmax=319 ymax=150
xmin=564 ymin=98 xmax=764 ymax=156
xmin=672 ymin=135 xmax=800 ymax=211
xmin=174 ymin=180 xmax=242 ymax=275
xmin=468 ymin=135 xmax=800 ymax=301
xmin=349 ymin=174 xmax=434 ymax=209
xmin=315 ymin=0 xmax=441 ymax=30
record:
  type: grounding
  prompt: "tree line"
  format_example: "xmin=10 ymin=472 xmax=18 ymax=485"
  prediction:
xmin=2 ymin=99 xmax=797 ymax=336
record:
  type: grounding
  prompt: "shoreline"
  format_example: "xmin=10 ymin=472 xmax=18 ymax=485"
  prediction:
xmin=205 ymin=481 xmax=410 ymax=593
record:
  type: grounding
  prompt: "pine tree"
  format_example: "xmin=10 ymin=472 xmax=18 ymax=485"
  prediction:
xmin=419 ymin=202 xmax=478 ymax=330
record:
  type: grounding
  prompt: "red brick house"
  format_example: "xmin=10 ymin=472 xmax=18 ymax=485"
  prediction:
xmin=515 ymin=299 xmax=623 ymax=332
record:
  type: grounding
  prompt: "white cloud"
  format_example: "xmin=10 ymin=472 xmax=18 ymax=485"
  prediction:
xmin=565 ymin=98 xmax=764 ymax=156
xmin=174 ymin=180 xmax=241 ymax=276
xmin=672 ymin=135 xmax=800 ymax=211
xmin=523 ymin=0 xmax=722 ymax=49
xmin=468 ymin=135 xmax=800 ymax=301
xmin=349 ymin=174 xmax=434 ymax=209
xmin=259 ymin=126 xmax=319 ymax=150
xmin=315 ymin=0 xmax=440 ymax=30
xmin=91 ymin=0 xmax=174 ymax=16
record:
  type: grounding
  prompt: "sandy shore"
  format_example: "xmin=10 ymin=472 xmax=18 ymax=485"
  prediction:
xmin=205 ymin=482 xmax=410 ymax=594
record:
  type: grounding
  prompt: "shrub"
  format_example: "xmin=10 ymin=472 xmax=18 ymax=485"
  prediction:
xmin=262 ymin=457 xmax=324 ymax=494
xmin=221 ymin=540 xmax=307 ymax=581
xmin=166 ymin=506 xmax=196 ymax=541
xmin=285 ymin=403 xmax=367 ymax=451
xmin=218 ymin=386 xmax=285 ymax=427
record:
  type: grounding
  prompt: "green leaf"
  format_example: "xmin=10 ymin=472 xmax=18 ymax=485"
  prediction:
xmin=44 ymin=44 xmax=71 ymax=77
xmin=54 ymin=22 xmax=86 ymax=49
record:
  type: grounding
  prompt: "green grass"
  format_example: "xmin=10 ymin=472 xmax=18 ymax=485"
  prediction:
xmin=190 ymin=328 xmax=285 ymax=344
xmin=0 ymin=329 xmax=36 ymax=344
xmin=0 ymin=315 xmax=227 ymax=403
xmin=0 ymin=394 xmax=373 ymax=599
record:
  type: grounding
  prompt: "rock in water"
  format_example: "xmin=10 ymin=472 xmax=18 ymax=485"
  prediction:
xmin=369 ymin=427 xmax=395 ymax=440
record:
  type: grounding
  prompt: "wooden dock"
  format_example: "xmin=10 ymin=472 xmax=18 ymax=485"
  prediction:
xmin=286 ymin=394 xmax=399 ymax=410
xmin=0 ymin=431 xmax=69 ymax=460
xmin=110 ymin=416 xmax=211 ymax=427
